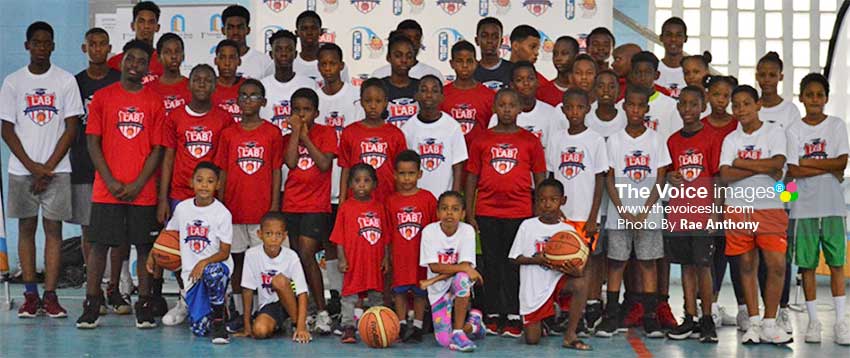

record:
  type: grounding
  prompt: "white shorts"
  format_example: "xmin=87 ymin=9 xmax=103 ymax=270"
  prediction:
xmin=231 ymin=224 xmax=262 ymax=253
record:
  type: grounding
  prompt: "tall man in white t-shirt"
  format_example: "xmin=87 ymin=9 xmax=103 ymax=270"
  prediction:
xmin=293 ymin=10 xmax=349 ymax=85
xmin=0 ymin=21 xmax=84 ymax=318
xmin=656 ymin=17 xmax=688 ymax=99
xmin=221 ymin=5 xmax=273 ymax=80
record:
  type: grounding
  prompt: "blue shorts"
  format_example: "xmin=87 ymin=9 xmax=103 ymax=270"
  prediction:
xmin=392 ymin=285 xmax=427 ymax=297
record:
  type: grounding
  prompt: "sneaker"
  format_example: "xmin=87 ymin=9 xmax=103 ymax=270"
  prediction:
xmin=315 ymin=310 xmax=332 ymax=335
xmin=698 ymin=316 xmax=718 ymax=343
xmin=760 ymin=321 xmax=793 ymax=345
xmin=718 ymin=306 xmax=737 ymax=326
xmin=306 ymin=313 xmax=317 ymax=332
xmin=484 ymin=315 xmax=500 ymax=336
xmin=226 ymin=313 xmax=244 ymax=333
xmin=584 ymin=301 xmax=603 ymax=329
xmin=332 ymin=322 xmax=344 ymax=336
xmin=742 ymin=324 xmax=761 ymax=344
xmin=656 ymin=301 xmax=677 ymax=330
xmin=805 ymin=320 xmax=822 ymax=343
xmin=777 ymin=308 xmax=793 ymax=334
xmin=737 ymin=310 xmax=750 ymax=332
xmin=107 ymin=287 xmax=132 ymax=315
xmin=501 ymin=319 xmax=522 ymax=338
xmin=42 ymin=291 xmax=67 ymax=318
xmin=624 ymin=302 xmax=644 ymax=328
xmin=150 ymin=295 xmax=168 ymax=317
xmin=643 ymin=315 xmax=664 ymax=338
xmin=449 ymin=331 xmax=476 ymax=352
xmin=710 ymin=310 xmax=722 ymax=329
xmin=576 ymin=317 xmax=591 ymax=338
xmin=398 ymin=324 xmax=408 ymax=342
xmin=404 ymin=326 xmax=424 ymax=343
xmin=17 ymin=292 xmax=41 ymax=318
xmin=211 ymin=319 xmax=230 ymax=344
xmin=667 ymin=316 xmax=697 ymax=340
xmin=547 ymin=314 xmax=566 ymax=335
xmin=341 ymin=326 xmax=357 ymax=343
xmin=76 ymin=296 xmax=102 ymax=329
xmin=466 ymin=309 xmax=486 ymax=340
xmin=834 ymin=321 xmax=850 ymax=346
xmin=134 ymin=300 xmax=157 ymax=329
xmin=163 ymin=295 xmax=188 ymax=326
xmin=594 ymin=315 xmax=620 ymax=337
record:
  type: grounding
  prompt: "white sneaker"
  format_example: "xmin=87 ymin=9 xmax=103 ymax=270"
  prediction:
xmin=737 ymin=310 xmax=750 ymax=332
xmin=805 ymin=320 xmax=822 ymax=343
xmin=760 ymin=321 xmax=793 ymax=345
xmin=711 ymin=311 xmax=722 ymax=328
xmin=777 ymin=308 xmax=793 ymax=334
xmin=835 ymin=321 xmax=850 ymax=346
xmin=718 ymin=306 xmax=737 ymax=326
xmin=742 ymin=325 xmax=761 ymax=345
xmin=315 ymin=310 xmax=332 ymax=335
xmin=162 ymin=294 xmax=188 ymax=326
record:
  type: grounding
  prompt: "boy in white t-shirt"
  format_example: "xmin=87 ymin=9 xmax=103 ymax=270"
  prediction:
xmin=293 ymin=11 xmax=350 ymax=85
xmin=153 ymin=162 xmax=234 ymax=343
xmin=403 ymin=75 xmax=468 ymax=195
xmin=627 ymin=51 xmax=682 ymax=142
xmin=236 ymin=211 xmax=311 ymax=343
xmin=656 ymin=17 xmax=688 ymax=99
xmin=488 ymin=61 xmax=562 ymax=146
xmin=509 ymin=179 xmax=591 ymax=350
xmin=221 ymin=5 xmax=273 ymax=80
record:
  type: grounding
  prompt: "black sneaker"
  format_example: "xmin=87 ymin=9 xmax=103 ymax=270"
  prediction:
xmin=595 ymin=314 xmax=620 ymax=337
xmin=76 ymin=296 xmax=102 ymax=329
xmin=107 ymin=287 xmax=132 ymax=315
xmin=211 ymin=319 xmax=230 ymax=344
xmin=404 ymin=326 xmax=424 ymax=343
xmin=327 ymin=290 xmax=342 ymax=316
xmin=226 ymin=313 xmax=244 ymax=333
xmin=399 ymin=323 xmax=409 ymax=342
xmin=576 ymin=317 xmax=591 ymax=338
xmin=134 ymin=299 xmax=157 ymax=329
xmin=150 ymin=295 xmax=168 ymax=317
xmin=698 ymin=316 xmax=718 ymax=343
xmin=544 ymin=316 xmax=563 ymax=335
xmin=584 ymin=301 xmax=603 ymax=330
xmin=667 ymin=316 xmax=696 ymax=340
xmin=643 ymin=315 xmax=664 ymax=338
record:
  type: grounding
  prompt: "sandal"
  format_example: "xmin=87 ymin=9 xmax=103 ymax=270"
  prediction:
xmin=563 ymin=339 xmax=593 ymax=351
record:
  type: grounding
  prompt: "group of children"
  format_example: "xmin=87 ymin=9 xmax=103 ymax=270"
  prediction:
xmin=3 ymin=1 xmax=849 ymax=352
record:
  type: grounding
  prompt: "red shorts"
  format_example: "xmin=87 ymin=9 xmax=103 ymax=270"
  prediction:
xmin=522 ymin=275 xmax=568 ymax=326
xmin=724 ymin=208 xmax=788 ymax=256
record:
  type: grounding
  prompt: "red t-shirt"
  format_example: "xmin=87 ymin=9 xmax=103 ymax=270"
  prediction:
xmin=86 ymin=83 xmax=165 ymax=206
xmin=666 ymin=126 xmax=723 ymax=231
xmin=440 ymin=82 xmax=494 ymax=145
xmin=338 ymin=121 xmax=407 ymax=203
xmin=536 ymin=72 xmax=562 ymax=106
xmin=617 ymin=77 xmax=671 ymax=101
xmin=163 ymin=106 xmax=232 ymax=201
xmin=466 ymin=129 xmax=546 ymax=218
xmin=282 ymin=124 xmax=338 ymax=213
xmin=211 ymin=78 xmax=246 ymax=123
xmin=329 ymin=198 xmax=387 ymax=296
xmin=147 ymin=77 xmax=191 ymax=114
xmin=107 ymin=51 xmax=163 ymax=84
xmin=214 ymin=121 xmax=284 ymax=224
xmin=701 ymin=116 xmax=738 ymax=138
xmin=385 ymin=189 xmax=437 ymax=287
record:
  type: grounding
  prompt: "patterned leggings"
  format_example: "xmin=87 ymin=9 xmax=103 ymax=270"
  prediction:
xmin=189 ymin=262 xmax=230 ymax=336
xmin=430 ymin=272 xmax=474 ymax=347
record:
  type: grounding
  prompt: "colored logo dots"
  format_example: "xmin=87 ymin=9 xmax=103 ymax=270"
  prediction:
xmin=775 ymin=181 xmax=798 ymax=203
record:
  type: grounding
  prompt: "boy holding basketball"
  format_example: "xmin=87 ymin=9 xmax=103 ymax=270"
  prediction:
xmin=509 ymin=179 xmax=591 ymax=350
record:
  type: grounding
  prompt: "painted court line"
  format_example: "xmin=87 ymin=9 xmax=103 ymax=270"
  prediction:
xmin=626 ymin=328 xmax=652 ymax=358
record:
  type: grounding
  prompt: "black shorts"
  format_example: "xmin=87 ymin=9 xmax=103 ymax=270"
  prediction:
xmin=283 ymin=212 xmax=331 ymax=243
xmin=254 ymin=302 xmax=289 ymax=332
xmin=591 ymin=216 xmax=608 ymax=256
xmin=89 ymin=203 xmax=160 ymax=247
xmin=664 ymin=233 xmax=715 ymax=266
xmin=329 ymin=204 xmax=339 ymax=231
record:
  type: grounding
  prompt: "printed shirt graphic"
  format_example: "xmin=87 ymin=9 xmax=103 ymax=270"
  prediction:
xmin=420 ymin=222 xmax=476 ymax=304
xmin=0 ymin=65 xmax=84 ymax=176
xmin=719 ymin=122 xmax=787 ymax=210
xmin=666 ymin=127 xmax=722 ymax=230
xmin=166 ymin=199 xmax=234 ymax=286
xmin=786 ymin=116 xmax=850 ymax=218
xmin=386 ymin=190 xmax=437 ymax=287
xmin=241 ymin=245 xmax=307 ymax=310
xmin=317 ymin=82 xmax=363 ymax=204
xmin=147 ymin=77 xmax=191 ymax=114
xmin=163 ymin=106 xmax=232 ymax=201
xmin=509 ymin=218 xmax=575 ymax=315
xmin=282 ymin=124 xmax=338 ymax=214
xmin=473 ymin=59 xmax=513 ymax=92
xmin=546 ymin=128 xmax=609 ymax=222
xmin=402 ymin=113 xmax=468 ymax=196
xmin=211 ymin=78 xmax=246 ymax=123
xmin=440 ymin=83 xmax=494 ymax=144
xmin=381 ymin=77 xmax=420 ymax=128
xmin=467 ymin=129 xmax=546 ymax=218
xmin=330 ymin=198 xmax=387 ymax=296
xmin=85 ymin=83 xmax=165 ymax=205
xmin=339 ymin=122 xmax=407 ymax=202
xmin=260 ymin=74 xmax=318 ymax=137
xmin=656 ymin=61 xmax=686 ymax=99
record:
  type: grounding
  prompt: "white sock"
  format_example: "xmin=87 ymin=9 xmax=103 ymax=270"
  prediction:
xmin=834 ymin=295 xmax=847 ymax=320
xmin=233 ymin=294 xmax=243 ymax=315
xmin=453 ymin=329 xmax=464 ymax=335
xmin=325 ymin=259 xmax=342 ymax=291
xmin=507 ymin=314 xmax=521 ymax=321
xmin=712 ymin=302 xmax=720 ymax=314
xmin=587 ymin=299 xmax=600 ymax=305
xmin=763 ymin=318 xmax=776 ymax=327
xmin=413 ymin=319 xmax=423 ymax=329
xmin=400 ymin=321 xmax=408 ymax=326
xmin=806 ymin=300 xmax=819 ymax=323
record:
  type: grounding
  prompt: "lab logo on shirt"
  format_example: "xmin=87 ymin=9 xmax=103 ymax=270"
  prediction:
xmin=523 ymin=0 xmax=550 ymax=16
xmin=737 ymin=145 xmax=762 ymax=160
xmin=260 ymin=269 xmax=279 ymax=293
xmin=559 ymin=146 xmax=586 ymax=179
xmin=184 ymin=220 xmax=211 ymax=254
xmin=803 ymin=138 xmax=828 ymax=159
xmin=324 ymin=111 xmax=345 ymax=141
xmin=271 ymin=100 xmax=292 ymax=136
xmin=357 ymin=211 xmax=382 ymax=245
xmin=419 ymin=138 xmax=445 ymax=172
xmin=387 ymin=98 xmax=418 ymax=128
xmin=437 ymin=0 xmax=465 ymax=15
xmin=490 ymin=143 xmax=519 ymax=174
xmin=437 ymin=247 xmax=458 ymax=264
xmin=162 ymin=95 xmax=186 ymax=113
xmin=218 ymin=99 xmax=241 ymax=123
xmin=360 ymin=137 xmax=389 ymax=169
xmin=237 ymin=141 xmax=265 ymax=175
xmin=534 ymin=236 xmax=549 ymax=254
xmin=623 ymin=150 xmax=651 ymax=183
xmin=117 ymin=106 xmax=145 ymax=139
xmin=185 ymin=126 xmax=214 ymax=159
xmin=397 ymin=206 xmax=423 ymax=240
xmin=297 ymin=145 xmax=315 ymax=170
xmin=643 ymin=115 xmax=659 ymax=131
xmin=677 ymin=148 xmax=704 ymax=182
xmin=24 ymin=88 xmax=57 ymax=126
xmin=483 ymin=80 xmax=505 ymax=91
xmin=264 ymin=0 xmax=291 ymax=12
xmin=450 ymin=104 xmax=477 ymax=135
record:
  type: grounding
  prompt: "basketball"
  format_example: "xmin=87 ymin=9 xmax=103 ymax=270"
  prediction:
xmin=358 ymin=306 xmax=400 ymax=348
xmin=151 ymin=230 xmax=181 ymax=271
xmin=544 ymin=230 xmax=589 ymax=268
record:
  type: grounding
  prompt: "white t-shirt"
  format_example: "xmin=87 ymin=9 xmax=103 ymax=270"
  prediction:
xmin=402 ymin=113 xmax=468 ymax=196
xmin=759 ymin=100 xmax=801 ymax=128
xmin=293 ymin=55 xmax=350 ymax=87
xmin=547 ymin=128 xmax=608 ymax=222
xmin=420 ymin=222 xmax=477 ymax=304
xmin=488 ymin=100 xmax=561 ymax=148
xmin=656 ymin=61 xmax=686 ymax=99
xmin=719 ymin=122 xmax=787 ymax=210
xmin=786 ymin=116 xmax=850 ymax=218
xmin=0 ymin=65 xmax=84 ymax=175
xmin=241 ymin=245 xmax=308 ymax=310
xmin=508 ymin=218 xmax=574 ymax=315
xmin=236 ymin=49 xmax=274 ymax=80
xmin=371 ymin=62 xmax=445 ymax=83
xmin=166 ymin=199 xmax=234 ymax=285
xmin=605 ymin=128 xmax=672 ymax=228
xmin=318 ymin=82 xmax=363 ymax=203
xmin=619 ymin=91 xmax=682 ymax=143
xmin=586 ymin=102 xmax=627 ymax=139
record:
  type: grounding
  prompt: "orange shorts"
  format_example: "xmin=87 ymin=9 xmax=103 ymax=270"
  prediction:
xmin=522 ymin=275 xmax=568 ymax=326
xmin=563 ymin=220 xmax=596 ymax=252
xmin=724 ymin=208 xmax=788 ymax=256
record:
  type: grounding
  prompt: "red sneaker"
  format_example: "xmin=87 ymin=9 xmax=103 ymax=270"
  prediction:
xmin=485 ymin=322 xmax=500 ymax=336
xmin=42 ymin=291 xmax=68 ymax=318
xmin=656 ymin=301 xmax=677 ymax=330
xmin=17 ymin=292 xmax=41 ymax=318
xmin=624 ymin=302 xmax=644 ymax=327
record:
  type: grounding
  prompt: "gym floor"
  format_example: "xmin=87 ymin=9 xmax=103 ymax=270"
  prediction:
xmin=0 ymin=284 xmax=847 ymax=357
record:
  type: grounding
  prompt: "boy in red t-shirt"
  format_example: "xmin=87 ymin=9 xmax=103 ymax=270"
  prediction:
xmin=441 ymin=40 xmax=494 ymax=146
xmin=331 ymin=164 xmax=390 ymax=343
xmin=385 ymin=150 xmax=437 ymax=342
xmin=214 ymin=79 xmax=283 ymax=331
xmin=338 ymin=78 xmax=407 ymax=204
xmin=106 ymin=2 xmax=163 ymax=82
xmin=282 ymin=88 xmax=338 ymax=334
xmin=77 ymin=40 xmax=165 ymax=329
xmin=146 ymin=33 xmax=190 ymax=114
xmin=211 ymin=39 xmax=246 ymax=123
xmin=465 ymin=88 xmax=546 ymax=337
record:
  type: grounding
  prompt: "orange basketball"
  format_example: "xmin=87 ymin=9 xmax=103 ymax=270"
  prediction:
xmin=544 ymin=230 xmax=589 ymax=268
xmin=151 ymin=230 xmax=181 ymax=271
xmin=358 ymin=306 xmax=400 ymax=348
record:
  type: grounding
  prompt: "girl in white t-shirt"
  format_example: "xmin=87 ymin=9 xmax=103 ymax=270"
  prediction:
xmin=757 ymin=52 xmax=801 ymax=128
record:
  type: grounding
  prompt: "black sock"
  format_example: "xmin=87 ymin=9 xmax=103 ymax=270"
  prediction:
xmin=605 ymin=291 xmax=620 ymax=315
xmin=152 ymin=278 xmax=164 ymax=297
xmin=642 ymin=293 xmax=658 ymax=318
xmin=658 ymin=293 xmax=669 ymax=302
xmin=212 ymin=304 xmax=226 ymax=320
